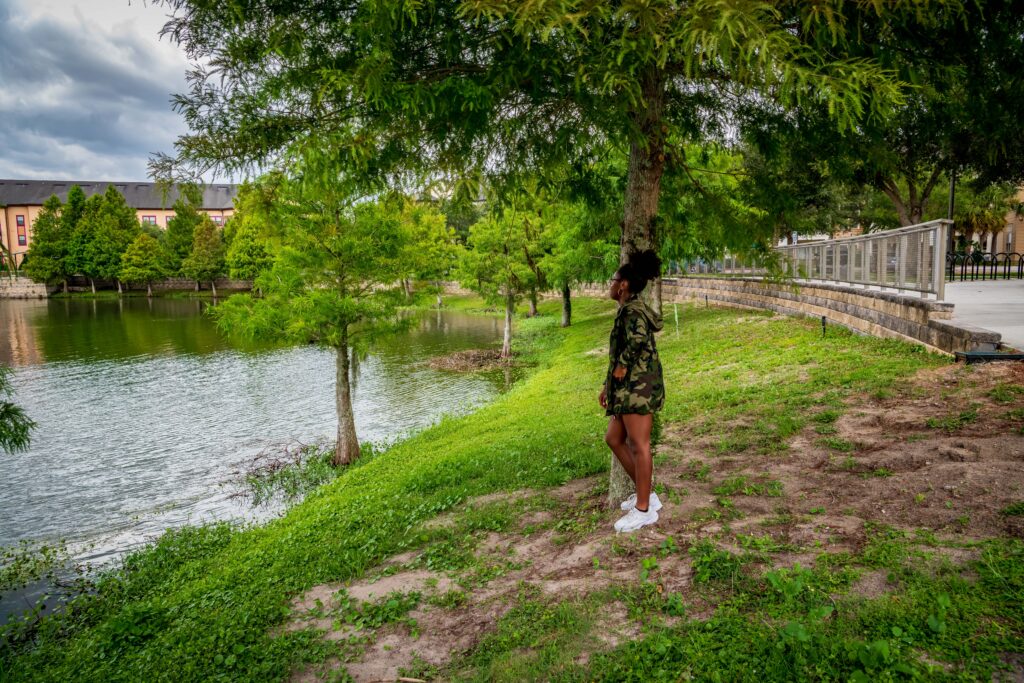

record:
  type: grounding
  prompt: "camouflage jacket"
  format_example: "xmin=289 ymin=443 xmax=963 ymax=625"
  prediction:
xmin=605 ymin=296 xmax=665 ymax=416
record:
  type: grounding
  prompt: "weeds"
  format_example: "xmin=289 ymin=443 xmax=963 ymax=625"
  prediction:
xmin=713 ymin=475 xmax=784 ymax=497
xmin=926 ymin=406 xmax=980 ymax=433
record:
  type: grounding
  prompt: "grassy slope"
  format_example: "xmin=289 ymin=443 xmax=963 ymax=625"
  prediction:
xmin=7 ymin=294 xmax=1011 ymax=682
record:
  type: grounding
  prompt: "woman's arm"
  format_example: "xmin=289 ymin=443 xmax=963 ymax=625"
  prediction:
xmin=614 ymin=310 xmax=648 ymax=374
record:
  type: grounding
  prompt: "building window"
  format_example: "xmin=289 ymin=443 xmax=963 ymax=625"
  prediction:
xmin=211 ymin=216 xmax=223 ymax=225
xmin=16 ymin=215 xmax=26 ymax=245
xmin=142 ymin=216 xmax=157 ymax=225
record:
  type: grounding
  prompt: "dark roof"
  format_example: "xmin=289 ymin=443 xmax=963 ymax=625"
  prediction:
xmin=0 ymin=179 xmax=238 ymax=210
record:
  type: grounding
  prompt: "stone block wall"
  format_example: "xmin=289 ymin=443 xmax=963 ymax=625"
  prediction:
xmin=576 ymin=276 xmax=1000 ymax=355
xmin=0 ymin=276 xmax=54 ymax=298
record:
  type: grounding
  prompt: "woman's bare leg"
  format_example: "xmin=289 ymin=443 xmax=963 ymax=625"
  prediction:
xmin=621 ymin=414 xmax=653 ymax=510
xmin=605 ymin=416 xmax=636 ymax=484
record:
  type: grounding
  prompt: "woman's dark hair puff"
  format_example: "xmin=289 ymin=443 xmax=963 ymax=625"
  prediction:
xmin=618 ymin=250 xmax=662 ymax=294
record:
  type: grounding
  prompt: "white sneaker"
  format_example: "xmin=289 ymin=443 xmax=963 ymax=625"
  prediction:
xmin=614 ymin=506 xmax=659 ymax=533
xmin=619 ymin=491 xmax=662 ymax=512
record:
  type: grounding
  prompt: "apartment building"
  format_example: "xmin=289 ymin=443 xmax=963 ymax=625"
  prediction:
xmin=0 ymin=180 xmax=238 ymax=267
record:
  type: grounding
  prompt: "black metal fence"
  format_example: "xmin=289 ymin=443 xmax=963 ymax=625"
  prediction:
xmin=946 ymin=252 xmax=1023 ymax=281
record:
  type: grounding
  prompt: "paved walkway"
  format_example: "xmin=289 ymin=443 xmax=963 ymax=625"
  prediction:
xmin=944 ymin=280 xmax=1024 ymax=351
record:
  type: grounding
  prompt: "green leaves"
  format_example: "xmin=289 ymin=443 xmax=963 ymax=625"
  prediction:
xmin=215 ymin=174 xmax=410 ymax=349
xmin=120 ymin=234 xmax=168 ymax=288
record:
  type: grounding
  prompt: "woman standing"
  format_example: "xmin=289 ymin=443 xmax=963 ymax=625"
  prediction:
xmin=599 ymin=250 xmax=665 ymax=533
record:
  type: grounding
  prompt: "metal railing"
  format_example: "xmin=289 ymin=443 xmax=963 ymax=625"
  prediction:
xmin=947 ymin=251 xmax=1023 ymax=281
xmin=706 ymin=220 xmax=952 ymax=300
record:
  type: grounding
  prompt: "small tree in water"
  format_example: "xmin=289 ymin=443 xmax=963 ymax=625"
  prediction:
xmin=458 ymin=209 xmax=538 ymax=358
xmin=214 ymin=174 xmax=408 ymax=466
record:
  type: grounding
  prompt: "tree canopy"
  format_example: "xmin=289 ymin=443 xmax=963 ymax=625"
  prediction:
xmin=22 ymin=196 xmax=69 ymax=287
xmin=215 ymin=173 xmax=409 ymax=465
xmin=120 ymin=233 xmax=169 ymax=296
xmin=156 ymin=0 xmax=911 ymax=271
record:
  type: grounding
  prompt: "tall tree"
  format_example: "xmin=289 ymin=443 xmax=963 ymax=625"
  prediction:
xmin=23 ymin=196 xmax=71 ymax=291
xmin=215 ymin=172 xmax=408 ymax=466
xmin=0 ymin=366 xmax=33 ymax=454
xmin=457 ymin=210 xmax=537 ymax=358
xmin=121 ymin=233 xmax=169 ymax=297
xmin=85 ymin=186 xmax=142 ymax=294
xmin=66 ymin=195 xmax=104 ymax=293
xmin=539 ymin=201 xmax=619 ymax=327
xmin=164 ymin=197 xmax=203 ymax=275
xmin=225 ymin=221 xmax=273 ymax=283
xmin=225 ymin=184 xmax=276 ymax=286
xmin=182 ymin=216 xmax=226 ymax=296
xmin=399 ymin=200 xmax=462 ymax=308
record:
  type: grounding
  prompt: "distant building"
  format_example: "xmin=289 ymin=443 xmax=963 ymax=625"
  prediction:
xmin=0 ymin=179 xmax=238 ymax=267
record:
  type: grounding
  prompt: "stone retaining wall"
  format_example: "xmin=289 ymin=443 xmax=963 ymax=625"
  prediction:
xmin=575 ymin=277 xmax=999 ymax=355
xmin=62 ymin=276 xmax=253 ymax=293
xmin=0 ymin=276 xmax=54 ymax=299
xmin=0 ymin=275 xmax=253 ymax=298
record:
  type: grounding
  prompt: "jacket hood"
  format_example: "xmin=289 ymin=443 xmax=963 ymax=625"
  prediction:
xmin=622 ymin=296 xmax=664 ymax=332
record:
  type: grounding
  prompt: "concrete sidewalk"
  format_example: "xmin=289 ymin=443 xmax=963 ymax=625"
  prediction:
xmin=944 ymin=280 xmax=1024 ymax=351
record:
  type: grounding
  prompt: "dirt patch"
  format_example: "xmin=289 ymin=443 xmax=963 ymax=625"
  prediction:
xmin=849 ymin=569 xmax=894 ymax=598
xmin=428 ymin=349 xmax=514 ymax=371
xmin=286 ymin=361 xmax=1024 ymax=681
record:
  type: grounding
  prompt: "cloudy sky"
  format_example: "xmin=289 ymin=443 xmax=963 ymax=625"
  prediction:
xmin=0 ymin=0 xmax=196 ymax=181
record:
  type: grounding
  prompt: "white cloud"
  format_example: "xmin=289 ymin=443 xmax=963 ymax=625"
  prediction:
xmin=0 ymin=0 xmax=196 ymax=180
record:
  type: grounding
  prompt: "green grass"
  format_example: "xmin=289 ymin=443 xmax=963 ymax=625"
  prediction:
xmin=1 ymin=295 xmax=953 ymax=681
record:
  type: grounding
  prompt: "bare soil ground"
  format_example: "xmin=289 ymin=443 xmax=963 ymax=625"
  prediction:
xmin=288 ymin=361 xmax=1024 ymax=682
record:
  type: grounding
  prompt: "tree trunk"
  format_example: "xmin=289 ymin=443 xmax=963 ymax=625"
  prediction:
xmin=89 ymin=278 xmax=96 ymax=294
xmin=611 ymin=67 xmax=666 ymax=507
xmin=116 ymin=280 xmax=122 ymax=295
xmin=403 ymin=278 xmax=412 ymax=298
xmin=561 ymin=283 xmax=572 ymax=327
xmin=211 ymin=280 xmax=218 ymax=298
xmin=195 ymin=280 xmax=200 ymax=292
xmin=146 ymin=282 xmax=153 ymax=298
xmin=334 ymin=331 xmax=360 ymax=466
xmin=501 ymin=291 xmax=514 ymax=358
xmin=528 ymin=288 xmax=538 ymax=317
xmin=62 ymin=279 xmax=68 ymax=294
xmin=434 ymin=280 xmax=443 ymax=308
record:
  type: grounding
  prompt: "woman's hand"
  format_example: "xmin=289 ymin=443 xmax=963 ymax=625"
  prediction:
xmin=599 ymin=387 xmax=607 ymax=409
xmin=612 ymin=365 xmax=627 ymax=381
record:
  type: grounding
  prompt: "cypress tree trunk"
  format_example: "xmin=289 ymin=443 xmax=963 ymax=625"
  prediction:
xmin=62 ymin=279 xmax=68 ymax=294
xmin=195 ymin=280 xmax=200 ymax=292
xmin=89 ymin=278 xmax=96 ymax=294
xmin=211 ymin=280 xmax=218 ymax=298
xmin=146 ymin=282 xmax=153 ymax=298
xmin=116 ymin=280 xmax=122 ymax=295
xmin=561 ymin=283 xmax=572 ymax=327
xmin=501 ymin=291 xmax=514 ymax=358
xmin=434 ymin=280 xmax=443 ymax=308
xmin=528 ymin=288 xmax=538 ymax=317
xmin=334 ymin=328 xmax=360 ymax=466
xmin=611 ymin=67 xmax=666 ymax=508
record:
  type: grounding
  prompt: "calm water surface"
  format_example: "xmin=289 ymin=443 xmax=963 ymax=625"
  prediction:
xmin=0 ymin=298 xmax=510 ymax=562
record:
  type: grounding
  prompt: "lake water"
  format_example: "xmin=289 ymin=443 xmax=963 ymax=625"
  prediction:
xmin=0 ymin=297 xmax=510 ymax=582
